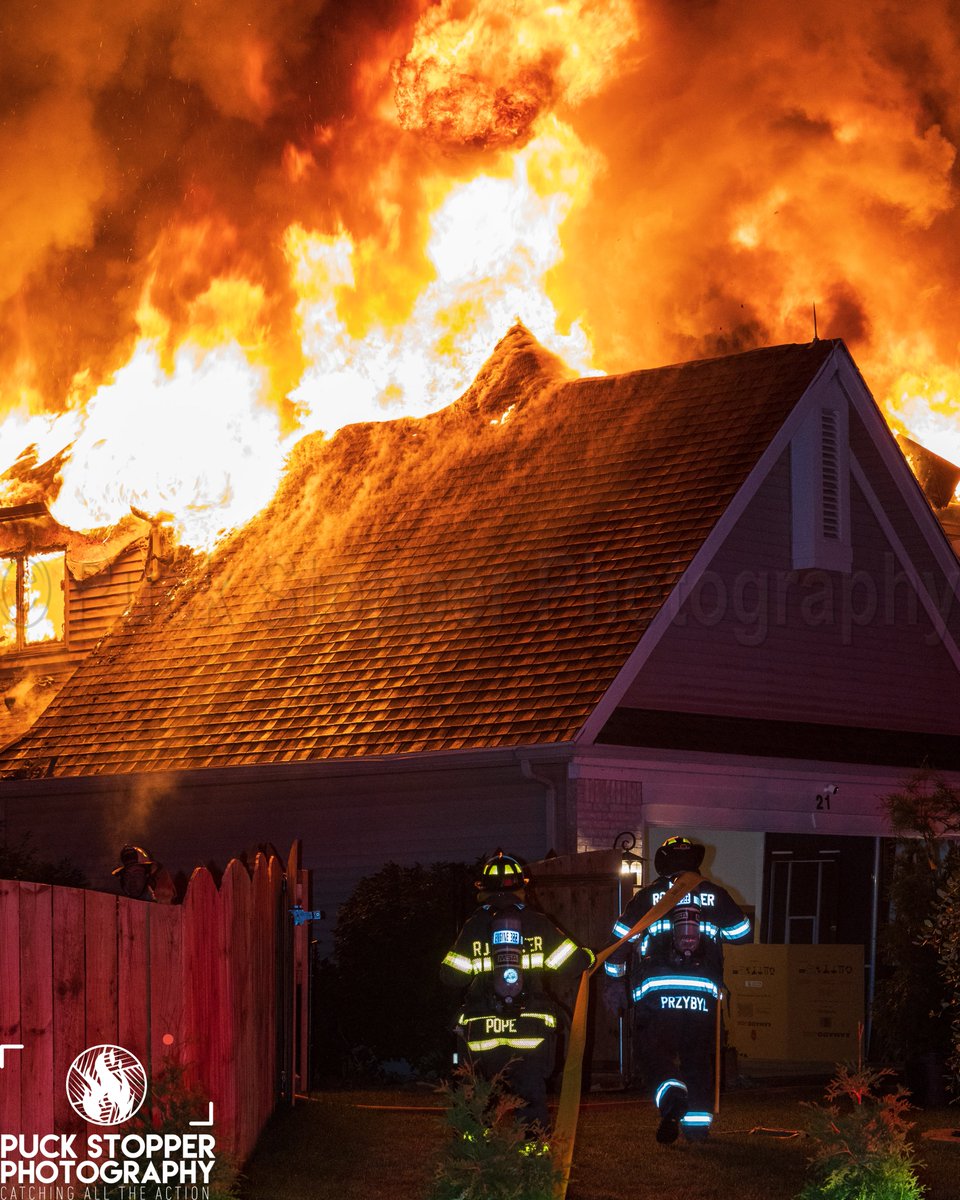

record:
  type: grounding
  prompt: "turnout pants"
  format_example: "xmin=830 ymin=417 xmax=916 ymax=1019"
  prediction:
xmin=635 ymin=1003 xmax=716 ymax=1138
xmin=457 ymin=1007 xmax=558 ymax=1132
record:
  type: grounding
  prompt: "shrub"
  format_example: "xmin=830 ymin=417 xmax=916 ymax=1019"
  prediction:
xmin=428 ymin=1063 xmax=559 ymax=1200
xmin=872 ymin=770 xmax=960 ymax=1077
xmin=102 ymin=1061 xmax=240 ymax=1200
xmin=920 ymin=865 xmax=960 ymax=1096
xmin=797 ymin=1055 xmax=924 ymax=1200
xmin=319 ymin=860 xmax=474 ymax=1080
xmin=0 ymin=834 xmax=86 ymax=886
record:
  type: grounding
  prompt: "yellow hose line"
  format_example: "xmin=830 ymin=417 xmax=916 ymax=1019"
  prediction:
xmin=551 ymin=871 xmax=703 ymax=1200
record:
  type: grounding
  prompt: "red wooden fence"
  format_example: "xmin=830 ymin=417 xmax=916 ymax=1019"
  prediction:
xmin=0 ymin=842 xmax=306 ymax=1166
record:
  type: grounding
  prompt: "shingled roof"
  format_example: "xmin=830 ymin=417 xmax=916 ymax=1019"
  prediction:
xmin=0 ymin=326 xmax=837 ymax=775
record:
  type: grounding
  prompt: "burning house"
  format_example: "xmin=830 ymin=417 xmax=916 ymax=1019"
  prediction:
xmin=1 ymin=325 xmax=958 ymax=959
xmin=4 ymin=0 xmax=960 ymax=1010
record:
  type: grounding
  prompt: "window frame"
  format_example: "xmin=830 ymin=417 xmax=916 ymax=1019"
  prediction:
xmin=1 ymin=548 xmax=68 ymax=653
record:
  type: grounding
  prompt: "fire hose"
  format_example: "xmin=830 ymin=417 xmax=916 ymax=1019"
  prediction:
xmin=551 ymin=870 xmax=703 ymax=1200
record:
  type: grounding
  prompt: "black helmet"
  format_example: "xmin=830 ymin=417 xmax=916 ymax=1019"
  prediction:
xmin=476 ymin=850 xmax=528 ymax=893
xmin=112 ymin=844 xmax=155 ymax=875
xmin=654 ymin=835 xmax=704 ymax=878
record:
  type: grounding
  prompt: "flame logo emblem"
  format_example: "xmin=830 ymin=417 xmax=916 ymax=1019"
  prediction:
xmin=66 ymin=1044 xmax=147 ymax=1126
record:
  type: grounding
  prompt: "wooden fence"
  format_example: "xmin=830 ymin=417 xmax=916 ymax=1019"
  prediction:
xmin=0 ymin=840 xmax=308 ymax=1165
xmin=528 ymin=849 xmax=627 ymax=1083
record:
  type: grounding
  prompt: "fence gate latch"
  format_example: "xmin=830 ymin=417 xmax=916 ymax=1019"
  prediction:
xmin=289 ymin=905 xmax=325 ymax=926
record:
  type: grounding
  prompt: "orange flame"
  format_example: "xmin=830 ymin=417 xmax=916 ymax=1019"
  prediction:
xmin=1 ymin=0 xmax=960 ymax=542
xmin=287 ymin=117 xmax=601 ymax=436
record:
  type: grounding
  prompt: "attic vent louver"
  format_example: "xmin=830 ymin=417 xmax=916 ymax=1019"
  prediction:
xmin=821 ymin=409 xmax=841 ymax=539
xmin=790 ymin=385 xmax=851 ymax=572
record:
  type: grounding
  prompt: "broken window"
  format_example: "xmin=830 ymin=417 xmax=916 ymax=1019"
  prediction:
xmin=1 ymin=551 xmax=66 ymax=651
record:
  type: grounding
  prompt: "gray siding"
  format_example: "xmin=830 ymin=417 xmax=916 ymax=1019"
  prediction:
xmin=0 ymin=755 xmax=560 ymax=953
xmin=621 ymin=448 xmax=960 ymax=734
xmin=848 ymin=408 xmax=960 ymax=650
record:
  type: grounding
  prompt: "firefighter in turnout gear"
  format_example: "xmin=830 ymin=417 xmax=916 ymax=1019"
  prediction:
xmin=441 ymin=851 xmax=595 ymax=1132
xmin=603 ymin=835 xmax=751 ymax=1144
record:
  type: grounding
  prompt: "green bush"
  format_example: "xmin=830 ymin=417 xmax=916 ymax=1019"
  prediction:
xmin=319 ymin=860 xmax=475 ymax=1080
xmin=428 ymin=1063 xmax=558 ymax=1200
xmin=872 ymin=770 xmax=960 ymax=1076
xmin=797 ymin=1058 xmax=924 ymax=1200
xmin=0 ymin=834 xmax=86 ymax=886
xmin=920 ymin=865 xmax=960 ymax=1096
xmin=102 ymin=1061 xmax=240 ymax=1200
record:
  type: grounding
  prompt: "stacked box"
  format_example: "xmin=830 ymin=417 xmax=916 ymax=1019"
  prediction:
xmin=724 ymin=944 xmax=864 ymax=1062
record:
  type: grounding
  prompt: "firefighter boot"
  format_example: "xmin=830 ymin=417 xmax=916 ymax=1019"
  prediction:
xmin=655 ymin=1082 xmax=688 ymax=1145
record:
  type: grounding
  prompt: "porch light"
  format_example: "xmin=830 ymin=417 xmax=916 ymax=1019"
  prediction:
xmin=614 ymin=831 xmax=643 ymax=886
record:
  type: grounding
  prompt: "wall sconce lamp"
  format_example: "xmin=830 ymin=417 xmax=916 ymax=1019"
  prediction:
xmin=614 ymin=830 xmax=643 ymax=888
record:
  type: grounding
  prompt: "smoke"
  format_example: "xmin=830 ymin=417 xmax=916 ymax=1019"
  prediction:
xmin=2 ymin=0 xmax=959 ymax=468
xmin=553 ymin=0 xmax=960 ymax=393
xmin=0 ymin=0 xmax=422 ymax=406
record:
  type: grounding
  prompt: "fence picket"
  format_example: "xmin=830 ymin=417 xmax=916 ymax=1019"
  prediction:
xmin=52 ymin=886 xmax=86 ymax=1134
xmin=118 ymin=897 xmax=150 ymax=1071
xmin=286 ymin=841 xmax=305 ymax=1097
xmin=252 ymin=854 xmax=276 ymax=1133
xmin=18 ymin=883 xmax=54 ymax=1135
xmin=182 ymin=867 xmax=221 ymax=1110
xmin=216 ymin=861 xmax=241 ymax=1157
xmin=0 ymin=880 xmax=22 ymax=1147
xmin=84 ymin=890 xmax=119 ymax=1048
xmin=224 ymin=859 xmax=255 ymax=1158
xmin=149 ymin=902 xmax=183 ymax=1079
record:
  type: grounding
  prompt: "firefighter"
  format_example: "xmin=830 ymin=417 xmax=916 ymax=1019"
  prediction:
xmin=112 ymin=844 xmax=176 ymax=902
xmin=441 ymin=851 xmax=594 ymax=1134
xmin=603 ymin=835 xmax=751 ymax=1144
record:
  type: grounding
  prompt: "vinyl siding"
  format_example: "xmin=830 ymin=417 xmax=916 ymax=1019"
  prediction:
xmin=621 ymin=447 xmax=960 ymax=734
xmin=65 ymin=544 xmax=148 ymax=653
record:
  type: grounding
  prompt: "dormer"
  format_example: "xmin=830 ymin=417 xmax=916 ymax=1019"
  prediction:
xmin=0 ymin=502 xmax=159 ymax=749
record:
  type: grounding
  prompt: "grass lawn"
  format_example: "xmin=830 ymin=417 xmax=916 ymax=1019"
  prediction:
xmin=239 ymin=1084 xmax=960 ymax=1199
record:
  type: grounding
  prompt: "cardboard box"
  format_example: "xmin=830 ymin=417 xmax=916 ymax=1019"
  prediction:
xmin=724 ymin=944 xmax=864 ymax=1062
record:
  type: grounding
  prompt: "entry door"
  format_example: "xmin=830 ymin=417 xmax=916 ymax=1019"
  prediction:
xmin=767 ymin=850 xmax=840 ymax=943
xmin=762 ymin=833 xmax=876 ymax=946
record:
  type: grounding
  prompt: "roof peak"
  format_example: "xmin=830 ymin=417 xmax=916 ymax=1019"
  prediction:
xmin=450 ymin=322 xmax=572 ymax=424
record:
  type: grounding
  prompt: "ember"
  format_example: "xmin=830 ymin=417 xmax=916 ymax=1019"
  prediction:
xmin=1 ymin=0 xmax=959 ymax=550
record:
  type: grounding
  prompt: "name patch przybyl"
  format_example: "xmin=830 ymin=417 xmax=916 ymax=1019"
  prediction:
xmin=659 ymin=995 xmax=709 ymax=1012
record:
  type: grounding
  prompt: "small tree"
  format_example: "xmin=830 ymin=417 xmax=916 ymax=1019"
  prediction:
xmin=872 ymin=769 xmax=959 ymax=1084
xmin=428 ymin=1063 xmax=559 ymax=1200
xmin=919 ymin=865 xmax=960 ymax=1094
xmin=797 ymin=1052 xmax=924 ymax=1200
xmin=101 ymin=1061 xmax=240 ymax=1200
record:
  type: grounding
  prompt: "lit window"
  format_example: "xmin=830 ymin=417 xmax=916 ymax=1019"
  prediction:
xmin=1 ymin=552 xmax=66 ymax=651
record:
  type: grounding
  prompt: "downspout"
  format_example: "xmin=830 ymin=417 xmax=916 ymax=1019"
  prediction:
xmin=865 ymin=835 xmax=882 ymax=1054
xmin=518 ymin=756 xmax=559 ymax=854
